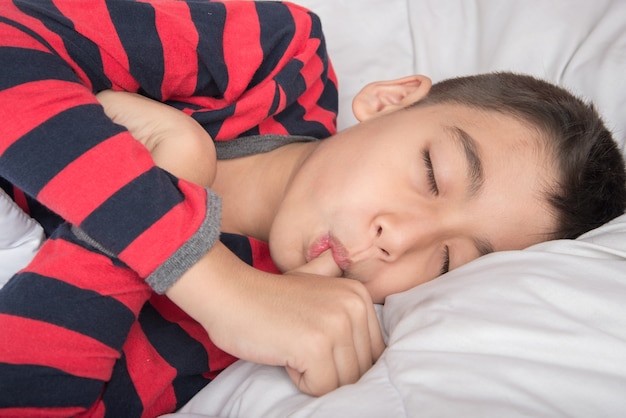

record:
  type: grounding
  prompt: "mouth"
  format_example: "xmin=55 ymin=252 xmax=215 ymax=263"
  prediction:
xmin=307 ymin=233 xmax=351 ymax=272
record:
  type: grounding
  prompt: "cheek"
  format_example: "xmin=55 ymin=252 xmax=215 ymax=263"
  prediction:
xmin=362 ymin=262 xmax=434 ymax=303
xmin=268 ymin=234 xmax=299 ymax=272
xmin=267 ymin=213 xmax=305 ymax=273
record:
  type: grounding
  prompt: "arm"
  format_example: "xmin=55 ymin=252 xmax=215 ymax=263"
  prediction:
xmin=167 ymin=242 xmax=386 ymax=396
xmin=2 ymin=0 xmax=372 ymax=406
xmin=99 ymin=91 xmax=385 ymax=395
xmin=96 ymin=90 xmax=217 ymax=187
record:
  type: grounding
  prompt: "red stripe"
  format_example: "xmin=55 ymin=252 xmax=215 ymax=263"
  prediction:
xmin=2 ymin=0 xmax=92 ymax=88
xmin=123 ymin=322 xmax=178 ymax=416
xmin=27 ymin=236 xmax=151 ymax=313
xmin=250 ymin=237 xmax=281 ymax=274
xmin=298 ymin=78 xmax=337 ymax=134
xmin=0 ymin=80 xmax=93 ymax=155
xmin=12 ymin=187 xmax=30 ymax=214
xmin=258 ymin=115 xmax=289 ymax=136
xmin=0 ymin=314 xmax=118 ymax=380
xmin=52 ymin=0 xmax=139 ymax=92
xmin=153 ymin=1 xmax=199 ymax=99
xmin=117 ymin=179 xmax=207 ymax=277
xmin=0 ymin=21 xmax=50 ymax=52
xmin=217 ymin=81 xmax=277 ymax=140
xmin=221 ymin=1 xmax=263 ymax=102
xmin=38 ymin=132 xmax=155 ymax=226
xmin=295 ymin=36 xmax=337 ymax=133
xmin=0 ymin=406 xmax=89 ymax=418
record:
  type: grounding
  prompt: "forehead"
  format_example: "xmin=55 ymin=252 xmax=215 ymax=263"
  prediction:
xmin=411 ymin=103 xmax=558 ymax=247
xmin=406 ymin=102 xmax=550 ymax=161
xmin=448 ymin=106 xmax=557 ymax=246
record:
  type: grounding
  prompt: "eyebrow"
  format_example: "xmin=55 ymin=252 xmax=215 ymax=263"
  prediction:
xmin=446 ymin=125 xmax=484 ymax=198
xmin=446 ymin=126 xmax=493 ymax=258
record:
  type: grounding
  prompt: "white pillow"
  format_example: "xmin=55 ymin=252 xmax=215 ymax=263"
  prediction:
xmin=295 ymin=0 xmax=626 ymax=155
xmin=0 ymin=189 xmax=44 ymax=287
xmin=168 ymin=215 xmax=626 ymax=418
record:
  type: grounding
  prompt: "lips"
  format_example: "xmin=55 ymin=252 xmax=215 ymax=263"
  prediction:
xmin=307 ymin=233 xmax=351 ymax=272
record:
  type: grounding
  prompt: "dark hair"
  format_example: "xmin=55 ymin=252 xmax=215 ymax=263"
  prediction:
xmin=413 ymin=72 xmax=626 ymax=239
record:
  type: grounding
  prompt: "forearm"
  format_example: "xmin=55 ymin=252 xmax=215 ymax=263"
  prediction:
xmin=0 ymin=60 xmax=214 ymax=289
xmin=166 ymin=242 xmax=385 ymax=396
xmin=96 ymin=90 xmax=217 ymax=187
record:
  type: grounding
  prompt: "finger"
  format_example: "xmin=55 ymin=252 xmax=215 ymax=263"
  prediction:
xmin=367 ymin=303 xmax=386 ymax=361
xmin=345 ymin=293 xmax=376 ymax=379
xmin=286 ymin=351 xmax=340 ymax=396
xmin=333 ymin=339 xmax=362 ymax=387
xmin=342 ymin=287 xmax=385 ymax=377
xmin=291 ymin=249 xmax=342 ymax=277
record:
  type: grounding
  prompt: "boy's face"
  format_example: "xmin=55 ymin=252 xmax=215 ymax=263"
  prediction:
xmin=269 ymin=103 xmax=557 ymax=303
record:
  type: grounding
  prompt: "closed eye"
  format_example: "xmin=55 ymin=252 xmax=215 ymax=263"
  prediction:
xmin=422 ymin=149 xmax=439 ymax=195
xmin=440 ymin=245 xmax=450 ymax=276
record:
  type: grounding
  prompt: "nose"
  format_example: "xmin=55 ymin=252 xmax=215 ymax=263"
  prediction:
xmin=373 ymin=211 xmax=440 ymax=262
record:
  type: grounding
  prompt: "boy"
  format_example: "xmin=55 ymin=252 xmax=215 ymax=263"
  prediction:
xmin=0 ymin=1 xmax=624 ymax=417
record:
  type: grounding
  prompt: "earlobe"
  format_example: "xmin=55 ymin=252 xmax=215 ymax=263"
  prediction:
xmin=352 ymin=75 xmax=432 ymax=122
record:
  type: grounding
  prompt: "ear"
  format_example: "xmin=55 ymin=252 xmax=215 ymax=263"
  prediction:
xmin=352 ymin=75 xmax=432 ymax=122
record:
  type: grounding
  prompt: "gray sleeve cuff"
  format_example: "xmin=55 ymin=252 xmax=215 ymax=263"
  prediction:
xmin=71 ymin=189 xmax=222 ymax=294
xmin=146 ymin=189 xmax=222 ymax=294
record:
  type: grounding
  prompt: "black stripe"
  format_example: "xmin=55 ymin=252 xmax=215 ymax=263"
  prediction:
xmin=251 ymin=2 xmax=295 ymax=90
xmin=274 ymin=59 xmax=306 ymax=105
xmin=0 ymin=363 xmax=103 ymax=408
xmin=0 ymin=272 xmax=135 ymax=350
xmin=0 ymin=104 xmax=124 ymax=196
xmin=13 ymin=0 xmax=111 ymax=91
xmin=309 ymin=11 xmax=338 ymax=116
xmin=139 ymin=302 xmax=211 ymax=410
xmin=275 ymin=92 xmax=329 ymax=138
xmin=79 ymin=167 xmax=184 ymax=255
xmin=187 ymin=1 xmax=228 ymax=98
xmin=191 ymin=103 xmax=236 ymax=140
xmin=0 ymin=46 xmax=78 ymax=91
xmin=220 ymin=233 xmax=253 ymax=266
xmin=317 ymin=75 xmax=339 ymax=117
xmin=106 ymin=0 xmax=164 ymax=99
xmin=101 ymin=353 xmax=143 ymax=418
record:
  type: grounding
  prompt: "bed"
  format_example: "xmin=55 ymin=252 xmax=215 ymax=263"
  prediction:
xmin=3 ymin=0 xmax=626 ymax=416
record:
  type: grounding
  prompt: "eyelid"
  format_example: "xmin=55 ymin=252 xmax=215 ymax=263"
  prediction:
xmin=440 ymin=245 xmax=450 ymax=276
xmin=422 ymin=149 xmax=439 ymax=196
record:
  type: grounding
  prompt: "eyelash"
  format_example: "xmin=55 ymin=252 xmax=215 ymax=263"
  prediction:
xmin=422 ymin=149 xmax=439 ymax=196
xmin=440 ymin=246 xmax=450 ymax=276
xmin=421 ymin=150 xmax=449 ymax=275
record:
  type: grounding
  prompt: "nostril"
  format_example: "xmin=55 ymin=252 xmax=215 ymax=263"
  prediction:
xmin=381 ymin=248 xmax=390 ymax=257
xmin=377 ymin=226 xmax=383 ymax=237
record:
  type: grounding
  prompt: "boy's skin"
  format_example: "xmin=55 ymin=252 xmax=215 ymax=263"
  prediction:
xmin=99 ymin=74 xmax=558 ymax=395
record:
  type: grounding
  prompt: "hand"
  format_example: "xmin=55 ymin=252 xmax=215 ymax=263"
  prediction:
xmin=96 ymin=90 xmax=216 ymax=186
xmin=166 ymin=243 xmax=385 ymax=396
xmin=282 ymin=250 xmax=385 ymax=395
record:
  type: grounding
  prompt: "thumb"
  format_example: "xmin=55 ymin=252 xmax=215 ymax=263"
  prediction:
xmin=291 ymin=249 xmax=342 ymax=277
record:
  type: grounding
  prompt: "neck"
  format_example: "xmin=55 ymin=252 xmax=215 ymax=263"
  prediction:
xmin=211 ymin=141 xmax=317 ymax=241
